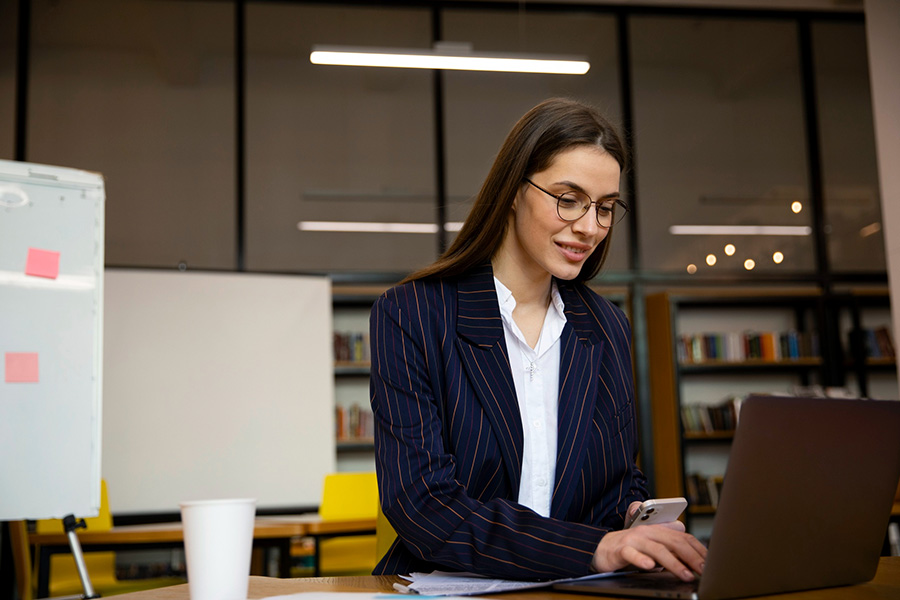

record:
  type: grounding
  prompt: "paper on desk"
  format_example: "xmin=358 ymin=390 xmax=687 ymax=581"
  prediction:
xmin=263 ymin=593 xmax=467 ymax=600
xmin=392 ymin=569 xmax=624 ymax=596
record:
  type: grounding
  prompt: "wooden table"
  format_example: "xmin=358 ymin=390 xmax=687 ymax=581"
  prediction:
xmin=70 ymin=557 xmax=900 ymax=600
xmin=28 ymin=515 xmax=377 ymax=598
xmin=256 ymin=514 xmax=378 ymax=576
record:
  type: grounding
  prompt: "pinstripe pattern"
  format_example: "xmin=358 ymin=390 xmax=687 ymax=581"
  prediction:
xmin=370 ymin=263 xmax=647 ymax=579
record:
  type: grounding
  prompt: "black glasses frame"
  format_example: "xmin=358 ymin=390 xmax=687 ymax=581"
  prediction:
xmin=523 ymin=178 xmax=629 ymax=228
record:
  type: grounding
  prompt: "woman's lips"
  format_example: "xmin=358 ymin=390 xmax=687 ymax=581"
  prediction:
xmin=556 ymin=241 xmax=593 ymax=262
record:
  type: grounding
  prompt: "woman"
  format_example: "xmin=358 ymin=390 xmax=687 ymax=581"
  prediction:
xmin=369 ymin=98 xmax=706 ymax=580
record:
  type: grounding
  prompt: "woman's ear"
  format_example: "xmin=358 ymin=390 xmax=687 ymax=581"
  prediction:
xmin=511 ymin=184 xmax=525 ymax=213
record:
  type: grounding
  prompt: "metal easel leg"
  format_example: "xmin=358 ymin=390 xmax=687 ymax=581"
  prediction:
xmin=62 ymin=516 xmax=100 ymax=599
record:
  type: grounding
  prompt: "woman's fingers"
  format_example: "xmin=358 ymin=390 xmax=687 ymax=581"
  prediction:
xmin=593 ymin=524 xmax=707 ymax=582
xmin=688 ymin=533 xmax=709 ymax=559
xmin=620 ymin=544 xmax=657 ymax=571
xmin=666 ymin=531 xmax=707 ymax=577
xmin=632 ymin=535 xmax=697 ymax=581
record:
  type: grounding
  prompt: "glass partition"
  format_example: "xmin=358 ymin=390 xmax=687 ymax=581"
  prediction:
xmin=441 ymin=7 xmax=629 ymax=274
xmin=245 ymin=3 xmax=435 ymax=275
xmin=28 ymin=0 xmax=236 ymax=269
xmin=812 ymin=20 xmax=884 ymax=274
xmin=0 ymin=0 xmax=17 ymax=160
xmin=19 ymin=2 xmax=883 ymax=283
xmin=631 ymin=15 xmax=813 ymax=276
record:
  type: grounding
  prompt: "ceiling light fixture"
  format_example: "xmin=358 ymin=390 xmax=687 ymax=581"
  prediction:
xmin=310 ymin=44 xmax=590 ymax=75
xmin=860 ymin=222 xmax=882 ymax=237
xmin=669 ymin=225 xmax=812 ymax=236
xmin=298 ymin=221 xmax=464 ymax=233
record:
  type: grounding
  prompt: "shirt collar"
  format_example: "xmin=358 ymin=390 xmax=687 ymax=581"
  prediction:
xmin=549 ymin=281 xmax=565 ymax=321
xmin=493 ymin=277 xmax=566 ymax=320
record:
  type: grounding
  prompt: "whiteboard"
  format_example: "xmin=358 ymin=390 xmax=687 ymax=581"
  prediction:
xmin=0 ymin=159 xmax=105 ymax=521
xmin=102 ymin=270 xmax=335 ymax=515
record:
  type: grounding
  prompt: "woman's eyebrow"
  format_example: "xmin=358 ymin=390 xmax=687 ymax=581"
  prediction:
xmin=554 ymin=179 xmax=621 ymax=200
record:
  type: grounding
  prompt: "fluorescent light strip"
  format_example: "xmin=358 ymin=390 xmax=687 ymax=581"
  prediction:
xmin=669 ymin=225 xmax=812 ymax=236
xmin=310 ymin=46 xmax=589 ymax=75
xmin=300 ymin=222 xmax=810 ymax=236
xmin=298 ymin=221 xmax=465 ymax=233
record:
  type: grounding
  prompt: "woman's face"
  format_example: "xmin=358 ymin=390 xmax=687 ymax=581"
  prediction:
xmin=503 ymin=145 xmax=622 ymax=282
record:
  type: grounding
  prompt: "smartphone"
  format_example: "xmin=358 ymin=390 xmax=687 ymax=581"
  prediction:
xmin=624 ymin=497 xmax=688 ymax=528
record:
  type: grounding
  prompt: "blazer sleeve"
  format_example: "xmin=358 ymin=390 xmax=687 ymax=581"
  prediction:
xmin=588 ymin=299 xmax=649 ymax=531
xmin=593 ymin=386 xmax=649 ymax=531
xmin=370 ymin=289 xmax=612 ymax=580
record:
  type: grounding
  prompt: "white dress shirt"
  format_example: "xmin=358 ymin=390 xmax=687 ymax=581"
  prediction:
xmin=493 ymin=277 xmax=567 ymax=517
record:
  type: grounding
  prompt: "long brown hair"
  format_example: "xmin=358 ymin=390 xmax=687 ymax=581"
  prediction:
xmin=404 ymin=97 xmax=627 ymax=284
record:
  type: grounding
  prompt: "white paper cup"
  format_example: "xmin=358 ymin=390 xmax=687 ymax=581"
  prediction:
xmin=180 ymin=498 xmax=256 ymax=600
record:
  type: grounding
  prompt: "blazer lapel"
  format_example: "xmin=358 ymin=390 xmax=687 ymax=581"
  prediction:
xmin=551 ymin=282 xmax=605 ymax=519
xmin=455 ymin=264 xmax=523 ymax=494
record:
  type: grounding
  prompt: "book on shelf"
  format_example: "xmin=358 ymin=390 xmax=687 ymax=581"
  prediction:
xmin=685 ymin=473 xmax=725 ymax=509
xmin=677 ymin=330 xmax=819 ymax=364
xmin=335 ymin=403 xmax=374 ymax=442
xmin=333 ymin=331 xmax=370 ymax=363
xmin=861 ymin=326 xmax=896 ymax=359
xmin=681 ymin=396 xmax=742 ymax=435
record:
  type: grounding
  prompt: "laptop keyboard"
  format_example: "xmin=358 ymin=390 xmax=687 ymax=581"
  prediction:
xmin=616 ymin=574 xmax=700 ymax=593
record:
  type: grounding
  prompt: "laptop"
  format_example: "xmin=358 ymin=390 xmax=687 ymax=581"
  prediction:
xmin=554 ymin=395 xmax=900 ymax=600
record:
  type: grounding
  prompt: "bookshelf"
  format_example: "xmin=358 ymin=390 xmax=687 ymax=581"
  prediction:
xmin=329 ymin=282 xmax=629 ymax=470
xmin=332 ymin=284 xmax=388 ymax=470
xmin=837 ymin=289 xmax=898 ymax=400
xmin=646 ymin=289 xmax=829 ymax=535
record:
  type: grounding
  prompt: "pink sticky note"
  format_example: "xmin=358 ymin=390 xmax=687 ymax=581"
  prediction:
xmin=5 ymin=353 xmax=40 ymax=383
xmin=25 ymin=248 xmax=61 ymax=279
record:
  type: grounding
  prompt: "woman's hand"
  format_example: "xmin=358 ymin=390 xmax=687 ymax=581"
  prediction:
xmin=591 ymin=503 xmax=707 ymax=581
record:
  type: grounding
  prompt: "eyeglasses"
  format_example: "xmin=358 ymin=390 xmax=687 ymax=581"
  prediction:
xmin=524 ymin=178 xmax=629 ymax=228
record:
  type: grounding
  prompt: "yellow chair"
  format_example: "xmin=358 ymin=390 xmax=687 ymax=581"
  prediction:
xmin=9 ymin=521 xmax=33 ymax=600
xmin=375 ymin=502 xmax=397 ymax=565
xmin=34 ymin=480 xmax=185 ymax=597
xmin=317 ymin=472 xmax=379 ymax=576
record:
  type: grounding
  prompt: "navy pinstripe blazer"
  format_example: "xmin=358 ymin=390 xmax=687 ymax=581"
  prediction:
xmin=370 ymin=263 xmax=648 ymax=579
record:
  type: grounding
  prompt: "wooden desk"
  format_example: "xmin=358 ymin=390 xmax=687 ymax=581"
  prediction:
xmin=256 ymin=513 xmax=377 ymax=536
xmin=28 ymin=515 xmax=376 ymax=597
xmin=257 ymin=514 xmax=377 ymax=576
xmin=71 ymin=557 xmax=900 ymax=600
